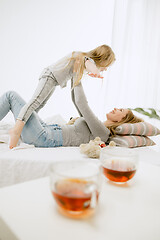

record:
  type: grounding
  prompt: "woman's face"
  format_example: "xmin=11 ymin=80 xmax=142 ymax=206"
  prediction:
xmin=106 ymin=108 xmax=129 ymax=122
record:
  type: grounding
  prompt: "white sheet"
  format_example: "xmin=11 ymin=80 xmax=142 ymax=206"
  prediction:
xmin=0 ymin=114 xmax=160 ymax=188
xmin=0 ymin=142 xmax=160 ymax=188
xmin=0 ymin=145 xmax=91 ymax=188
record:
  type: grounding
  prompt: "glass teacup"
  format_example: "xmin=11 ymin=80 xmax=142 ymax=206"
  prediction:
xmin=100 ymin=147 xmax=138 ymax=183
xmin=50 ymin=160 xmax=102 ymax=219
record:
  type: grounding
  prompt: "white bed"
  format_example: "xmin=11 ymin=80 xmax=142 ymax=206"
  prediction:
xmin=0 ymin=145 xmax=86 ymax=188
xmin=0 ymin=114 xmax=160 ymax=188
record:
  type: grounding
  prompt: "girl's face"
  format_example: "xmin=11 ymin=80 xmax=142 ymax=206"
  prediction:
xmin=106 ymin=108 xmax=129 ymax=122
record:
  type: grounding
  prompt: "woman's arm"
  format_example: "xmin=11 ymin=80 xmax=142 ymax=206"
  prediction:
xmin=71 ymin=56 xmax=103 ymax=116
xmin=71 ymin=77 xmax=82 ymax=117
xmin=73 ymin=82 xmax=110 ymax=142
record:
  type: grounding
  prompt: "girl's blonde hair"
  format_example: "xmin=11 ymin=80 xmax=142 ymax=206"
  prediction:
xmin=68 ymin=44 xmax=115 ymax=87
xmin=106 ymin=110 xmax=143 ymax=136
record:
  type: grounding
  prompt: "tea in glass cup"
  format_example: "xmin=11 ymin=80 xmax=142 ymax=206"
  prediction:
xmin=100 ymin=147 xmax=138 ymax=183
xmin=50 ymin=160 xmax=102 ymax=219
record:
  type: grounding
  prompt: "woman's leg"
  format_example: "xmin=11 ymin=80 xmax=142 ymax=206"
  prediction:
xmin=0 ymin=91 xmax=47 ymax=145
xmin=0 ymin=91 xmax=24 ymax=121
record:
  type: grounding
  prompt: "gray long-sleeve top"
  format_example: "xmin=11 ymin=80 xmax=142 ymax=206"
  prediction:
xmin=61 ymin=81 xmax=110 ymax=146
xmin=16 ymin=51 xmax=110 ymax=145
xmin=17 ymin=52 xmax=78 ymax=122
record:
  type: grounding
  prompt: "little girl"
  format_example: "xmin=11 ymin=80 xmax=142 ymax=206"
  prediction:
xmin=9 ymin=44 xmax=115 ymax=148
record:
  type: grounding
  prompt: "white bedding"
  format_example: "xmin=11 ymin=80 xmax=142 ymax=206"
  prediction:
xmin=0 ymin=142 xmax=160 ymax=188
xmin=0 ymin=145 xmax=89 ymax=188
xmin=0 ymin=114 xmax=160 ymax=188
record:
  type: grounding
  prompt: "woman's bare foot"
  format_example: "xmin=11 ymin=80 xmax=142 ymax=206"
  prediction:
xmin=8 ymin=120 xmax=25 ymax=149
xmin=9 ymin=129 xmax=21 ymax=149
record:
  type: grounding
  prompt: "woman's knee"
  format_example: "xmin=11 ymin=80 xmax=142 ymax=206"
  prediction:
xmin=5 ymin=90 xmax=18 ymax=98
xmin=5 ymin=91 xmax=22 ymax=102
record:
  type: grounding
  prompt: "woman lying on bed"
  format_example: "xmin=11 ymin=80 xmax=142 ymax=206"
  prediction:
xmin=0 ymin=82 xmax=142 ymax=149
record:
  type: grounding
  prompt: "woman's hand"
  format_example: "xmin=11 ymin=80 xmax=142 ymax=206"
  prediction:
xmin=66 ymin=117 xmax=79 ymax=125
xmin=88 ymin=73 xmax=104 ymax=79
xmin=85 ymin=58 xmax=104 ymax=79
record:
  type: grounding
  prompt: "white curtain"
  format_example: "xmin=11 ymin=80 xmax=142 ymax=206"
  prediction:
xmin=99 ymin=0 xmax=160 ymax=120
xmin=0 ymin=0 xmax=160 ymax=121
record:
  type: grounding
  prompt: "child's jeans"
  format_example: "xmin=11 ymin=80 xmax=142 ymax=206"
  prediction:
xmin=0 ymin=91 xmax=63 ymax=147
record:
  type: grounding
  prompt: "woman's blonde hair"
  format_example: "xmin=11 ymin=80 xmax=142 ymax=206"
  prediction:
xmin=106 ymin=110 xmax=144 ymax=136
xmin=68 ymin=44 xmax=115 ymax=87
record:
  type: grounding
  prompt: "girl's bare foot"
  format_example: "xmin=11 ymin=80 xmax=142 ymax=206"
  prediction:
xmin=9 ymin=129 xmax=21 ymax=149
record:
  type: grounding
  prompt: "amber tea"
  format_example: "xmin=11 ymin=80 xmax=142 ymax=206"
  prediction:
xmin=102 ymin=159 xmax=136 ymax=182
xmin=52 ymin=179 xmax=99 ymax=213
xmin=50 ymin=160 xmax=102 ymax=218
xmin=52 ymin=178 xmax=99 ymax=218
xmin=100 ymin=147 xmax=138 ymax=183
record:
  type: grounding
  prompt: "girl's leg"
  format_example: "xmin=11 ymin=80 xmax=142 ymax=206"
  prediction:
xmin=35 ymin=85 xmax=55 ymax=113
xmin=9 ymin=71 xmax=58 ymax=148
xmin=0 ymin=91 xmax=47 ymax=145
xmin=18 ymin=70 xmax=58 ymax=122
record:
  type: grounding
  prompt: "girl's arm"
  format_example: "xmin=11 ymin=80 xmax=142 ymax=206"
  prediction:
xmin=73 ymin=82 xmax=110 ymax=143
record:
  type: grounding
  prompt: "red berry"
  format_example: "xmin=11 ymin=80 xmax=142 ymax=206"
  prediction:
xmin=99 ymin=143 xmax=106 ymax=148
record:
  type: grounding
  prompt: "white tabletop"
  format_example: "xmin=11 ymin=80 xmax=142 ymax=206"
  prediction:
xmin=0 ymin=161 xmax=160 ymax=240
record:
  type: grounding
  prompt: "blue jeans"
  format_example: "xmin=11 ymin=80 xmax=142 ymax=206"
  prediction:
xmin=0 ymin=91 xmax=63 ymax=147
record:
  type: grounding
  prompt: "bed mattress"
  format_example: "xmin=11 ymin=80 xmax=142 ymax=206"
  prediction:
xmin=0 ymin=141 xmax=160 ymax=188
xmin=0 ymin=114 xmax=160 ymax=188
xmin=0 ymin=145 xmax=88 ymax=188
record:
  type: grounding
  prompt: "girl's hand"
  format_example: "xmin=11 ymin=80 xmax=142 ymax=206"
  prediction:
xmin=88 ymin=73 xmax=104 ymax=79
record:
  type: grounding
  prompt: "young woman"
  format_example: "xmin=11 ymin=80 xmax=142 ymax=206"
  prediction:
xmin=8 ymin=44 xmax=116 ymax=149
xmin=0 ymin=82 xmax=142 ymax=148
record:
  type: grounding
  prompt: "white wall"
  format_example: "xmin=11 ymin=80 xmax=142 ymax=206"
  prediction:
xmin=0 ymin=0 xmax=115 ymax=122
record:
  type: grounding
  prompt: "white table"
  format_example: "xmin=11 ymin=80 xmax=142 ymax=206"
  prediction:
xmin=0 ymin=161 xmax=160 ymax=240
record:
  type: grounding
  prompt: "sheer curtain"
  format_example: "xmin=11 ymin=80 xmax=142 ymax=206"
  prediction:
xmin=0 ymin=0 xmax=160 ymax=122
xmin=100 ymin=0 xmax=160 ymax=120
